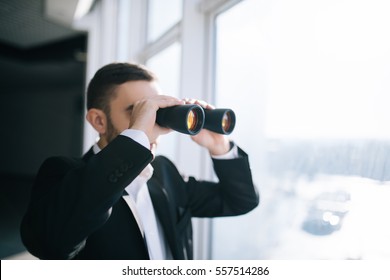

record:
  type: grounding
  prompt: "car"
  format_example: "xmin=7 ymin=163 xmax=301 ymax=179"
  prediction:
xmin=302 ymin=191 xmax=351 ymax=235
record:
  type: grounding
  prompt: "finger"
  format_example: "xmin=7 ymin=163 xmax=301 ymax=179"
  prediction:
xmin=182 ymin=98 xmax=196 ymax=104
xmin=154 ymin=95 xmax=185 ymax=108
xmin=183 ymin=98 xmax=213 ymax=108
xmin=158 ymin=99 xmax=185 ymax=108
xmin=192 ymin=99 xmax=215 ymax=110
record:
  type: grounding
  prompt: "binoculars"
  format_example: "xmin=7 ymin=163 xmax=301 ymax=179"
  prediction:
xmin=156 ymin=104 xmax=236 ymax=135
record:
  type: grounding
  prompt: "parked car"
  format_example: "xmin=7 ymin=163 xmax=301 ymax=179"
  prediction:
xmin=302 ymin=191 xmax=351 ymax=235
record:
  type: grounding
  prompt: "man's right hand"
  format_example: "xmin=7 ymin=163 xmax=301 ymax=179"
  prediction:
xmin=128 ymin=95 xmax=184 ymax=144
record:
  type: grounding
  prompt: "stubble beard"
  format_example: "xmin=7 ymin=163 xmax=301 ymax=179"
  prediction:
xmin=105 ymin=114 xmax=121 ymax=144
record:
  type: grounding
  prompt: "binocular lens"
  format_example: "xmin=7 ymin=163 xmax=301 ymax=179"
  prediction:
xmin=222 ymin=111 xmax=232 ymax=133
xmin=187 ymin=109 xmax=197 ymax=132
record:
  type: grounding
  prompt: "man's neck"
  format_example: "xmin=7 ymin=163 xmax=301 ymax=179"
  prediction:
xmin=97 ymin=138 xmax=108 ymax=150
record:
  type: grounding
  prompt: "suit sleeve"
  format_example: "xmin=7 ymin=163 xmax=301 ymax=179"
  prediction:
xmin=20 ymin=136 xmax=153 ymax=259
xmin=186 ymin=146 xmax=259 ymax=217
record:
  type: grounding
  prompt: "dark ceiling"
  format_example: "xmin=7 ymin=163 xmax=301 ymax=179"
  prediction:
xmin=0 ymin=0 xmax=82 ymax=49
xmin=0 ymin=0 xmax=87 ymax=89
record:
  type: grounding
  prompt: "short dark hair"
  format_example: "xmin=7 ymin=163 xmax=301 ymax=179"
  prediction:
xmin=86 ymin=62 xmax=156 ymax=114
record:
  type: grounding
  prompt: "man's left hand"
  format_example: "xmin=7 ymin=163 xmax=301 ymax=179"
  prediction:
xmin=183 ymin=98 xmax=231 ymax=156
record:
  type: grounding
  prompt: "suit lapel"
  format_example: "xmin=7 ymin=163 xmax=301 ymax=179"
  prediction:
xmin=147 ymin=178 xmax=182 ymax=259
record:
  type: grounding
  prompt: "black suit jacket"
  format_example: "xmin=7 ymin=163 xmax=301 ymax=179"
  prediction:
xmin=20 ymin=135 xmax=259 ymax=259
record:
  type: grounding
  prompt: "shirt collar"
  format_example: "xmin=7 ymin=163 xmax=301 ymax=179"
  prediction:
xmin=92 ymin=142 xmax=101 ymax=154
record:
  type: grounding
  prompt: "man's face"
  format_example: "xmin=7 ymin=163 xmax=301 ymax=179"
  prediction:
xmin=104 ymin=80 xmax=161 ymax=150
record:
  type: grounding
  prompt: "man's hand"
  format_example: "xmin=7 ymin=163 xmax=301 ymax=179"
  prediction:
xmin=184 ymin=98 xmax=231 ymax=156
xmin=129 ymin=95 xmax=184 ymax=144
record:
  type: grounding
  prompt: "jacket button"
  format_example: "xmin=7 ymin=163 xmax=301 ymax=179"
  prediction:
xmin=114 ymin=169 xmax=123 ymax=177
xmin=108 ymin=173 xmax=118 ymax=183
xmin=119 ymin=163 xmax=129 ymax=173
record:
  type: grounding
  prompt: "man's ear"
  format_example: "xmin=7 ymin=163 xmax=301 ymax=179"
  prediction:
xmin=86 ymin=108 xmax=107 ymax=134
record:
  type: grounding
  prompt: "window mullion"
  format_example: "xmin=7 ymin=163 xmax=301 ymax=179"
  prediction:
xmin=138 ymin=22 xmax=182 ymax=63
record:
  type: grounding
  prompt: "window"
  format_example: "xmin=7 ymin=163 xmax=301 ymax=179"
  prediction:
xmin=147 ymin=0 xmax=183 ymax=42
xmin=211 ymin=0 xmax=390 ymax=259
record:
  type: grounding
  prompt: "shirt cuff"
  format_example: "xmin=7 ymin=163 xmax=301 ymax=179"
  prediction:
xmin=120 ymin=129 xmax=150 ymax=150
xmin=211 ymin=143 xmax=239 ymax=160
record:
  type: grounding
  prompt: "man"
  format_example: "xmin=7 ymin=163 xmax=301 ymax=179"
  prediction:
xmin=20 ymin=62 xmax=259 ymax=260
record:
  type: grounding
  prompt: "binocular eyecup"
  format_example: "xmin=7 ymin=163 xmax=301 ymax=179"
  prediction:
xmin=156 ymin=104 xmax=236 ymax=135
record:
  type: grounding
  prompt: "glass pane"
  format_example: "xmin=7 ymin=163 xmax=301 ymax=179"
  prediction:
xmin=212 ymin=0 xmax=390 ymax=259
xmin=146 ymin=42 xmax=182 ymax=159
xmin=147 ymin=0 xmax=183 ymax=42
